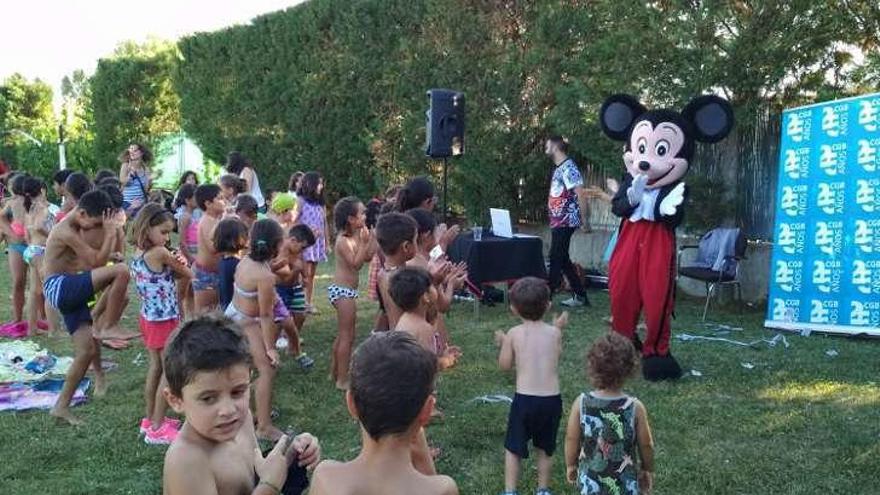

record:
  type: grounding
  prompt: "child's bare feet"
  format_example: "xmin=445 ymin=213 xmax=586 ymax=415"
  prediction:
xmin=50 ymin=406 xmax=84 ymax=426
xmin=256 ymin=425 xmax=285 ymax=443
xmin=96 ymin=325 xmax=139 ymax=340
xmin=93 ymin=375 xmax=108 ymax=397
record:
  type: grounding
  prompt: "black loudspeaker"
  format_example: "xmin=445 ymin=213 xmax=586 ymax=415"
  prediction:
xmin=426 ymin=89 xmax=465 ymax=158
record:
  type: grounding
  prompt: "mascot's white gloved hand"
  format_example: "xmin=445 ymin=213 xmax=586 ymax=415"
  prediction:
xmin=626 ymin=174 xmax=649 ymax=206
xmin=659 ymin=182 xmax=686 ymax=216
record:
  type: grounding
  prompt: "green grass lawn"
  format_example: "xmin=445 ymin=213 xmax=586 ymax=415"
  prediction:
xmin=0 ymin=252 xmax=878 ymax=494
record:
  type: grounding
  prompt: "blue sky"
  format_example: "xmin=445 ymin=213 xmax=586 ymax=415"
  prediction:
xmin=2 ymin=0 xmax=305 ymax=108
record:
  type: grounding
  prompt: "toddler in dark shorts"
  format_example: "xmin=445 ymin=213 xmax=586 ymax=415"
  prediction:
xmin=494 ymin=277 xmax=569 ymax=495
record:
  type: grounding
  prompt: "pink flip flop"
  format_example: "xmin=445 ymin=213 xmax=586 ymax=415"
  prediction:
xmin=0 ymin=321 xmax=28 ymax=338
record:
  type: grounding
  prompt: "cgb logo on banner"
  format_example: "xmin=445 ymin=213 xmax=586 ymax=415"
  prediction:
xmin=767 ymin=93 xmax=880 ymax=335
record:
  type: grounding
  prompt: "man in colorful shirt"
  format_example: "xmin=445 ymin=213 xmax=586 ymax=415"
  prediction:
xmin=546 ymin=135 xmax=589 ymax=307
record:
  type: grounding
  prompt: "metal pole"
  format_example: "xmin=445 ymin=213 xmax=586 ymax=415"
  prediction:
xmin=442 ymin=157 xmax=448 ymax=222
xmin=58 ymin=124 xmax=67 ymax=170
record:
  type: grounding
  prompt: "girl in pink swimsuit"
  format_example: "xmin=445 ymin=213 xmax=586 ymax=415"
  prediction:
xmin=174 ymin=183 xmax=200 ymax=318
xmin=2 ymin=174 xmax=31 ymax=327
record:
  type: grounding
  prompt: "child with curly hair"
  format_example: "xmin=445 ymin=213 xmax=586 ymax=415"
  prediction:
xmin=564 ymin=332 xmax=655 ymax=494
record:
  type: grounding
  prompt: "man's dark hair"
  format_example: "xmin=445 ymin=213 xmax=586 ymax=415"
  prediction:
xmin=406 ymin=208 xmax=436 ymax=235
xmin=289 ymin=224 xmax=316 ymax=247
xmin=350 ymin=332 xmax=437 ymax=440
xmin=53 ymin=169 xmax=73 ymax=187
xmin=97 ymin=183 xmax=124 ymax=210
xmin=65 ymin=172 xmax=93 ymax=201
xmin=389 ymin=267 xmax=432 ymax=312
xmin=333 ymin=196 xmax=362 ymax=232
xmin=213 ymin=218 xmax=249 ymax=254
xmin=547 ymin=135 xmax=569 ymax=153
xmin=375 ymin=212 xmax=417 ymax=256
xmin=234 ymin=193 xmax=258 ymax=217
xmin=195 ymin=184 xmax=221 ymax=210
xmin=77 ymin=189 xmax=113 ymax=217
xmin=94 ymin=169 xmax=116 ymax=183
xmin=509 ymin=276 xmax=551 ymax=321
xmin=164 ymin=314 xmax=251 ymax=397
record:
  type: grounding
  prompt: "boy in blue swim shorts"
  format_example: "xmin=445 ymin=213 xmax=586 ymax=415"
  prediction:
xmin=42 ymin=189 xmax=131 ymax=425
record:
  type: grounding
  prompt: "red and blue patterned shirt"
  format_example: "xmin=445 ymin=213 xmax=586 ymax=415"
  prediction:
xmin=548 ymin=158 xmax=584 ymax=228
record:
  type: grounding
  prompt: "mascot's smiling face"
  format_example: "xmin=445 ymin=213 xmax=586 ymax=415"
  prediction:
xmin=624 ymin=112 xmax=690 ymax=188
xmin=600 ymin=94 xmax=734 ymax=189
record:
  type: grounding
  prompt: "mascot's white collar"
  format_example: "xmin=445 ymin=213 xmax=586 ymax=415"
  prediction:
xmin=629 ymin=189 xmax=660 ymax=222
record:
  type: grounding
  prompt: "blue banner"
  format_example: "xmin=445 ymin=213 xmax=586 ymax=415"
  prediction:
xmin=766 ymin=93 xmax=880 ymax=335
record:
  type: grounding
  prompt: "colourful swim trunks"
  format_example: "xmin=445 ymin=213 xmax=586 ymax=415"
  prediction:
xmin=43 ymin=271 xmax=95 ymax=334
xmin=192 ymin=263 xmax=219 ymax=292
xmin=276 ymin=284 xmax=306 ymax=314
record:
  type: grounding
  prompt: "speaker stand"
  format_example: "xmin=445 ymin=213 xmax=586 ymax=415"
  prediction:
xmin=442 ymin=157 xmax=449 ymax=223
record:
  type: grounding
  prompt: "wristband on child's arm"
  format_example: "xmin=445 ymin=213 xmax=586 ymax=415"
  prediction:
xmin=257 ymin=480 xmax=281 ymax=495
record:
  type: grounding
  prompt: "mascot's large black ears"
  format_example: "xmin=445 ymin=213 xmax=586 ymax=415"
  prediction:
xmin=599 ymin=94 xmax=647 ymax=141
xmin=681 ymin=95 xmax=734 ymax=143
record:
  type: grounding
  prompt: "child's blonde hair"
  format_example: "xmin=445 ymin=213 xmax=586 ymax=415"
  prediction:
xmin=129 ymin=203 xmax=174 ymax=250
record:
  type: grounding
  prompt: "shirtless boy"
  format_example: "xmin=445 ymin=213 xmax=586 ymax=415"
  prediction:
xmin=163 ymin=315 xmax=321 ymax=495
xmin=310 ymin=332 xmax=458 ymax=495
xmin=193 ymin=184 xmax=227 ymax=312
xmin=494 ymin=277 xmax=568 ymax=495
xmin=374 ymin=212 xmax=418 ymax=329
xmin=43 ymin=189 xmax=130 ymax=425
xmin=274 ymin=224 xmax=317 ymax=366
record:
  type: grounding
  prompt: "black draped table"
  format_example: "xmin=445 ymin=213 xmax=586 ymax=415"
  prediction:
xmin=447 ymin=232 xmax=547 ymax=286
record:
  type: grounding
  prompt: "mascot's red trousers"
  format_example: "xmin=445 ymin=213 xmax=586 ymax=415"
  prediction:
xmin=609 ymin=220 xmax=675 ymax=357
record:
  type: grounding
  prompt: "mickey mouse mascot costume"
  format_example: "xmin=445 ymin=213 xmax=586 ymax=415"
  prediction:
xmin=599 ymin=94 xmax=734 ymax=380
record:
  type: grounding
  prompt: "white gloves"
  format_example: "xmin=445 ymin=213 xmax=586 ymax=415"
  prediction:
xmin=626 ymin=174 xmax=649 ymax=206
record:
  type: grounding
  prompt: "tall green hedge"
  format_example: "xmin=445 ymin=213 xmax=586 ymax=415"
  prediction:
xmin=175 ymin=0 xmax=876 ymax=223
xmin=176 ymin=0 xmax=638 ymax=221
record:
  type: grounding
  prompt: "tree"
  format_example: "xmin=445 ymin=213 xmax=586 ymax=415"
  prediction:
xmin=59 ymin=69 xmax=98 ymax=173
xmin=90 ymin=38 xmax=181 ymax=168
xmin=0 ymin=74 xmax=58 ymax=178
